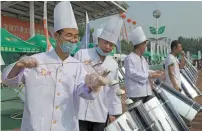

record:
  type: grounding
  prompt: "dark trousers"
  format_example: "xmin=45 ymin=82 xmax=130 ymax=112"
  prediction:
xmin=79 ymin=120 xmax=105 ymax=131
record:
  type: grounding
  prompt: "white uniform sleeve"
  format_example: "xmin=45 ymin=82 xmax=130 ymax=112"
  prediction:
xmin=124 ymin=57 xmax=148 ymax=84
xmin=75 ymin=63 xmax=99 ymax=100
xmin=107 ymin=67 xmax=122 ymax=115
xmin=2 ymin=63 xmax=25 ymax=87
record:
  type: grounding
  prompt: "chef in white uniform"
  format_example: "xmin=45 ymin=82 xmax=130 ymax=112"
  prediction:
xmin=74 ymin=16 xmax=123 ymax=131
xmin=124 ymin=26 xmax=163 ymax=103
xmin=2 ymin=2 xmax=108 ymax=131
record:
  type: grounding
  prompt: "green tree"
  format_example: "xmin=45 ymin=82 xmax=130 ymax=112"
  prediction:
xmin=178 ymin=36 xmax=202 ymax=54
xmin=78 ymin=24 xmax=94 ymax=43
xmin=120 ymin=39 xmax=133 ymax=54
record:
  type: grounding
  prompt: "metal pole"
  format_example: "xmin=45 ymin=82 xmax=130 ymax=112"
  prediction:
xmin=85 ymin=12 xmax=88 ymax=49
xmin=30 ymin=1 xmax=35 ymax=37
xmin=156 ymin=18 xmax=159 ymax=62
xmin=120 ymin=39 xmax=122 ymax=67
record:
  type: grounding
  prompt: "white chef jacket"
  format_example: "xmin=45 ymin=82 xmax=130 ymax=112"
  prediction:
xmin=2 ymin=50 xmax=98 ymax=131
xmin=74 ymin=47 xmax=122 ymax=123
xmin=164 ymin=54 xmax=181 ymax=87
xmin=124 ymin=52 xmax=152 ymax=98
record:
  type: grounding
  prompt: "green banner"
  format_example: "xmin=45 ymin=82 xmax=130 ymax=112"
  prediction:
xmin=27 ymin=34 xmax=56 ymax=52
xmin=1 ymin=28 xmax=41 ymax=53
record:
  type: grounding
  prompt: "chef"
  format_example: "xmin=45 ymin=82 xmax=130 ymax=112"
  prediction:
xmin=74 ymin=16 xmax=123 ymax=131
xmin=2 ymin=2 xmax=107 ymax=131
xmin=124 ymin=26 xmax=163 ymax=103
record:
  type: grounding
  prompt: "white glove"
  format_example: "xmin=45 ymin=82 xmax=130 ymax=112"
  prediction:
xmin=149 ymin=70 xmax=164 ymax=79
xmin=125 ymin=98 xmax=133 ymax=105
xmin=116 ymin=89 xmax=126 ymax=96
xmin=83 ymin=59 xmax=93 ymax=65
xmin=85 ymin=72 xmax=109 ymax=92
xmin=16 ymin=56 xmax=38 ymax=68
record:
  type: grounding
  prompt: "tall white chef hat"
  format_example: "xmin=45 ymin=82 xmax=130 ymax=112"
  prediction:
xmin=99 ymin=15 xmax=123 ymax=46
xmin=129 ymin=26 xmax=147 ymax=46
xmin=54 ymin=1 xmax=78 ymax=32
xmin=93 ymin=28 xmax=103 ymax=45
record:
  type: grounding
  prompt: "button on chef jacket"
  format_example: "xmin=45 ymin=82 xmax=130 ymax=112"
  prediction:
xmin=74 ymin=47 xmax=122 ymax=123
xmin=2 ymin=50 xmax=98 ymax=131
xmin=124 ymin=52 xmax=152 ymax=98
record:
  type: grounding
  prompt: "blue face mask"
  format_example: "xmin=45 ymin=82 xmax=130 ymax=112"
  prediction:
xmin=60 ymin=41 xmax=77 ymax=53
xmin=96 ymin=46 xmax=109 ymax=56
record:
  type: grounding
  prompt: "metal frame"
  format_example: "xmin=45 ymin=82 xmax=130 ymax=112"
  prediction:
xmin=1 ymin=1 xmax=128 ymax=26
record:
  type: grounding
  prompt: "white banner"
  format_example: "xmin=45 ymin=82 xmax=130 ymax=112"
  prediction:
xmin=198 ymin=51 xmax=201 ymax=59
xmin=187 ymin=51 xmax=190 ymax=59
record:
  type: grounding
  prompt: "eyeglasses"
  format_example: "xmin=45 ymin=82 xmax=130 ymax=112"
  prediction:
xmin=61 ymin=33 xmax=79 ymax=41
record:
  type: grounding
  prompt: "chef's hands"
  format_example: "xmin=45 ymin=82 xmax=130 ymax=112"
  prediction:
xmin=16 ymin=56 xmax=38 ymax=69
xmin=149 ymin=70 xmax=164 ymax=79
xmin=85 ymin=70 xmax=110 ymax=92
xmin=108 ymin=115 xmax=116 ymax=123
xmin=7 ymin=56 xmax=38 ymax=79
xmin=174 ymin=85 xmax=182 ymax=92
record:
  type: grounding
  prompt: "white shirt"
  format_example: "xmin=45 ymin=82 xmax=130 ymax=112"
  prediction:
xmin=74 ymin=47 xmax=122 ymax=123
xmin=164 ymin=54 xmax=181 ymax=87
xmin=124 ymin=52 xmax=152 ymax=98
xmin=2 ymin=50 xmax=98 ymax=131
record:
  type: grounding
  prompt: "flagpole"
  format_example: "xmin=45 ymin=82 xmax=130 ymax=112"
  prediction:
xmin=43 ymin=1 xmax=51 ymax=52
xmin=123 ymin=22 xmax=128 ymax=42
xmin=86 ymin=12 xmax=88 ymax=49
xmin=86 ymin=23 xmax=87 ymax=49
xmin=120 ymin=38 xmax=122 ymax=67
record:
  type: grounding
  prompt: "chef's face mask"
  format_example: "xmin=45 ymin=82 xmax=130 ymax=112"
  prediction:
xmin=56 ymin=28 xmax=79 ymax=53
xmin=96 ymin=46 xmax=110 ymax=56
xmin=59 ymin=36 xmax=77 ymax=53
xmin=140 ymin=41 xmax=148 ymax=55
xmin=140 ymin=46 xmax=146 ymax=55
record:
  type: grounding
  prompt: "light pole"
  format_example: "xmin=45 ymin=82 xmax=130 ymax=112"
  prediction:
xmin=153 ymin=10 xmax=161 ymax=61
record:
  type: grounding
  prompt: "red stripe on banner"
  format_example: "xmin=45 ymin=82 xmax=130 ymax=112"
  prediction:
xmin=124 ymin=22 xmax=128 ymax=41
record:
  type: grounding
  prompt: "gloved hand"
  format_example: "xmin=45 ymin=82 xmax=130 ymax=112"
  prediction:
xmin=16 ymin=56 xmax=38 ymax=68
xmin=85 ymin=72 xmax=109 ymax=92
xmin=174 ymin=85 xmax=182 ymax=92
xmin=83 ymin=59 xmax=93 ymax=65
xmin=149 ymin=70 xmax=164 ymax=79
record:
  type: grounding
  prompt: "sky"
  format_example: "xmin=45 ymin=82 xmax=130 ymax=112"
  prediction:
xmin=90 ymin=1 xmax=202 ymax=40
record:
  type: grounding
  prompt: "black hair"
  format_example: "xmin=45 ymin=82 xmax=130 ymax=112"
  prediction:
xmin=134 ymin=44 xmax=140 ymax=49
xmin=171 ymin=40 xmax=181 ymax=51
xmin=133 ymin=41 xmax=147 ymax=49
xmin=56 ymin=29 xmax=64 ymax=35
